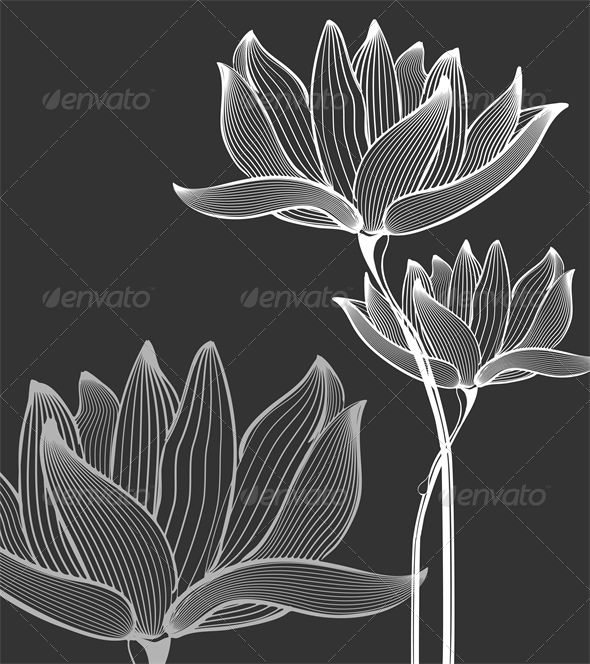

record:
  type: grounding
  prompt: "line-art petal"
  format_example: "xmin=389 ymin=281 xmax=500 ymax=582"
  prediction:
xmin=168 ymin=559 xmax=426 ymax=635
xmin=395 ymin=42 xmax=427 ymax=118
xmin=252 ymin=402 xmax=364 ymax=560
xmin=352 ymin=20 xmax=399 ymax=143
xmin=158 ymin=342 xmax=237 ymax=592
xmin=354 ymin=78 xmax=452 ymax=232
xmin=475 ymin=349 xmax=590 ymax=386
xmin=0 ymin=475 xmax=34 ymax=561
xmin=273 ymin=208 xmax=344 ymax=229
xmin=448 ymin=240 xmax=482 ymax=323
xmin=214 ymin=358 xmax=345 ymax=568
xmin=18 ymin=381 xmax=84 ymax=574
xmin=311 ymin=20 xmax=368 ymax=199
xmin=233 ymin=33 xmax=326 ymax=182
xmin=501 ymin=248 xmax=564 ymax=351
xmin=459 ymin=68 xmax=522 ymax=176
xmin=486 ymin=369 xmax=535 ymax=385
xmin=0 ymin=549 xmax=136 ymax=641
xmin=76 ymin=372 xmax=119 ymax=476
xmin=364 ymin=275 xmax=407 ymax=347
xmin=174 ymin=178 xmax=363 ymax=232
xmin=421 ymin=49 xmax=468 ymax=186
xmin=402 ymin=260 xmax=434 ymax=329
xmin=335 ymin=298 xmax=461 ymax=388
xmin=384 ymin=104 xmax=568 ymax=234
xmin=471 ymin=241 xmax=511 ymax=362
xmin=191 ymin=602 xmax=286 ymax=632
xmin=430 ymin=255 xmax=452 ymax=305
xmin=413 ymin=284 xmax=481 ymax=386
xmin=111 ymin=341 xmax=178 ymax=512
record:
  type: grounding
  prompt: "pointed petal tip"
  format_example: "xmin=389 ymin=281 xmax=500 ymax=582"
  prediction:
xmin=79 ymin=370 xmax=98 ymax=382
xmin=449 ymin=47 xmax=461 ymax=60
xmin=367 ymin=19 xmax=382 ymax=38
xmin=139 ymin=340 xmax=159 ymax=367
xmin=28 ymin=380 xmax=56 ymax=399
xmin=407 ymin=258 xmax=422 ymax=270
xmin=460 ymin=238 xmax=473 ymax=252
xmin=420 ymin=567 xmax=428 ymax=582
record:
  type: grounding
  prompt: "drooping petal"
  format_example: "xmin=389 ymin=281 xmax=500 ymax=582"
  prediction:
xmin=252 ymin=402 xmax=364 ymax=560
xmin=421 ymin=49 xmax=468 ymax=186
xmin=395 ymin=42 xmax=427 ymax=118
xmin=167 ymin=560 xmax=426 ymax=635
xmin=110 ymin=341 xmax=178 ymax=512
xmin=413 ymin=284 xmax=481 ymax=386
xmin=402 ymin=260 xmax=433 ymax=329
xmin=459 ymin=68 xmax=522 ymax=176
xmin=354 ymin=78 xmax=452 ymax=232
xmin=19 ymin=381 xmax=84 ymax=574
xmin=174 ymin=178 xmax=363 ymax=232
xmin=157 ymin=342 xmax=236 ymax=592
xmin=214 ymin=358 xmax=345 ymax=568
xmin=430 ymin=255 xmax=452 ymax=305
xmin=486 ymin=369 xmax=535 ymax=385
xmin=335 ymin=298 xmax=461 ymax=388
xmin=191 ymin=603 xmax=286 ymax=632
xmin=364 ymin=275 xmax=407 ymax=348
xmin=218 ymin=64 xmax=302 ymax=179
xmin=501 ymin=248 xmax=564 ymax=351
xmin=233 ymin=33 xmax=326 ymax=182
xmin=515 ymin=271 xmax=574 ymax=350
xmin=384 ymin=104 xmax=568 ymax=234
xmin=475 ymin=349 xmax=590 ymax=386
xmin=448 ymin=240 xmax=482 ymax=323
xmin=273 ymin=208 xmax=346 ymax=229
xmin=471 ymin=241 xmax=511 ymax=362
xmin=0 ymin=549 xmax=135 ymax=641
xmin=75 ymin=372 xmax=118 ymax=476
xmin=352 ymin=20 xmax=399 ymax=143
xmin=41 ymin=420 xmax=176 ymax=639
xmin=0 ymin=475 xmax=33 ymax=561
xmin=311 ymin=20 xmax=368 ymax=199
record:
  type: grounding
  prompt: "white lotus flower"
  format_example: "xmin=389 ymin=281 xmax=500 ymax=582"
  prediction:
xmin=0 ymin=341 xmax=424 ymax=663
xmin=336 ymin=240 xmax=590 ymax=388
xmin=174 ymin=20 xmax=566 ymax=236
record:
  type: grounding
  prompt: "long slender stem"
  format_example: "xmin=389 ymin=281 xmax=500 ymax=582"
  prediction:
xmin=440 ymin=446 xmax=455 ymax=664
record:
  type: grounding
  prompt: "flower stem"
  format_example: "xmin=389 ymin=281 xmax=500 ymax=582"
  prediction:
xmin=132 ymin=637 xmax=171 ymax=664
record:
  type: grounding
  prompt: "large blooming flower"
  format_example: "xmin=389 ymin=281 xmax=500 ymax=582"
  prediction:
xmin=0 ymin=342 xmax=423 ymax=663
xmin=336 ymin=240 xmax=590 ymax=388
xmin=174 ymin=20 xmax=566 ymax=236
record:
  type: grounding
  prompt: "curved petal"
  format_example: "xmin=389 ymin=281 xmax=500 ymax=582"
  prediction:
xmin=364 ymin=275 xmax=407 ymax=347
xmin=335 ymin=298 xmax=461 ymax=388
xmin=0 ymin=549 xmax=135 ymax=641
xmin=384 ymin=103 xmax=568 ymax=234
xmin=157 ymin=342 xmax=237 ymax=592
xmin=40 ymin=420 xmax=176 ymax=639
xmin=311 ymin=20 xmax=368 ymax=199
xmin=273 ymin=208 xmax=344 ymax=229
xmin=352 ymin=20 xmax=399 ymax=143
xmin=475 ymin=349 xmax=590 ymax=386
xmin=430 ymin=255 xmax=452 ymax=305
xmin=0 ymin=475 xmax=33 ymax=561
xmin=174 ymin=178 xmax=362 ymax=232
xmin=413 ymin=284 xmax=481 ymax=386
xmin=354 ymin=77 xmax=452 ymax=233
xmin=76 ymin=371 xmax=119 ymax=476
xmin=252 ymin=402 xmax=364 ymax=560
xmin=448 ymin=239 xmax=482 ymax=323
xmin=190 ymin=602 xmax=286 ymax=632
xmin=395 ymin=42 xmax=427 ymax=118
xmin=402 ymin=260 xmax=433 ymax=329
xmin=233 ymin=33 xmax=326 ymax=182
xmin=486 ymin=369 xmax=535 ymax=386
xmin=214 ymin=358 xmax=345 ymax=568
xmin=111 ymin=341 xmax=178 ymax=512
xmin=167 ymin=560 xmax=426 ymax=635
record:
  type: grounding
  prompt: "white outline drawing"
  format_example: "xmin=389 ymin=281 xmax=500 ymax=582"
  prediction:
xmin=0 ymin=341 xmax=426 ymax=663
xmin=174 ymin=20 xmax=567 ymax=237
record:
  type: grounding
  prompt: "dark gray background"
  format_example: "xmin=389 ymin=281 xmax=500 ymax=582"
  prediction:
xmin=1 ymin=1 xmax=589 ymax=662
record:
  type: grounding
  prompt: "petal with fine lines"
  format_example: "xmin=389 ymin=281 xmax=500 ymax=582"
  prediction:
xmin=430 ymin=255 xmax=452 ymax=305
xmin=448 ymin=240 xmax=482 ymax=323
xmin=192 ymin=603 xmax=286 ymax=632
xmin=0 ymin=475 xmax=33 ymax=561
xmin=395 ymin=42 xmax=427 ymax=118
xmin=402 ymin=260 xmax=433 ymax=330
xmin=365 ymin=275 xmax=407 ymax=348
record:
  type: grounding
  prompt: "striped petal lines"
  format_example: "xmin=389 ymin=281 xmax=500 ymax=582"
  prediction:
xmin=364 ymin=275 xmax=407 ymax=348
xmin=448 ymin=239 xmax=482 ymax=323
xmin=430 ymin=256 xmax=453 ymax=305
xmin=395 ymin=42 xmax=427 ymax=118
xmin=402 ymin=260 xmax=434 ymax=330
xmin=0 ymin=474 xmax=34 ymax=561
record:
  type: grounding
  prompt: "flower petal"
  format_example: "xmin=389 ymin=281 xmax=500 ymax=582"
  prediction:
xmin=75 ymin=372 xmax=118 ymax=476
xmin=413 ymin=284 xmax=481 ymax=386
xmin=448 ymin=239 xmax=482 ymax=323
xmin=384 ymin=103 xmax=568 ymax=234
xmin=168 ymin=560 xmax=426 ymax=635
xmin=157 ymin=342 xmax=236 ymax=592
xmin=335 ymin=298 xmax=461 ymax=388
xmin=191 ymin=603 xmax=286 ymax=632
xmin=471 ymin=241 xmax=511 ymax=362
xmin=214 ymin=358 xmax=345 ymax=568
xmin=352 ymin=20 xmax=399 ymax=143
xmin=354 ymin=78 xmax=452 ymax=233
xmin=364 ymin=276 xmax=407 ymax=347
xmin=111 ymin=341 xmax=178 ymax=512
xmin=252 ymin=402 xmax=364 ymax=560
xmin=475 ymin=349 xmax=590 ymax=386
xmin=430 ymin=256 xmax=452 ymax=305
xmin=402 ymin=260 xmax=434 ymax=329
xmin=174 ymin=178 xmax=363 ymax=232
xmin=233 ymin=33 xmax=326 ymax=182
xmin=395 ymin=42 xmax=427 ymax=118
xmin=41 ymin=420 xmax=177 ymax=638
xmin=0 ymin=475 xmax=33 ymax=561
xmin=459 ymin=68 xmax=522 ymax=176
xmin=0 ymin=549 xmax=135 ymax=641
xmin=311 ymin=20 xmax=368 ymax=199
